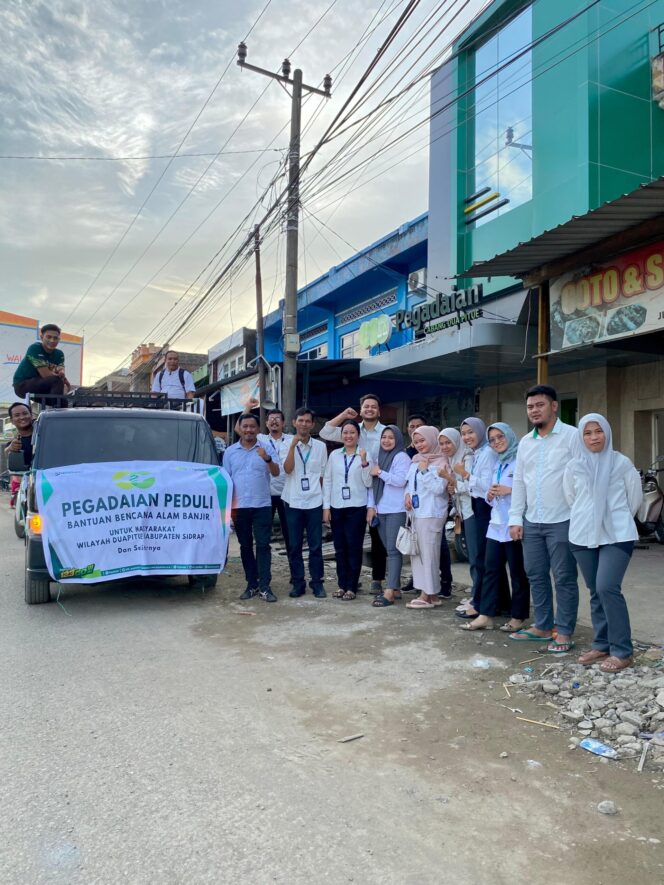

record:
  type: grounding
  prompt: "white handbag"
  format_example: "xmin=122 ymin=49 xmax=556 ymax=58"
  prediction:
xmin=396 ymin=514 xmax=419 ymax=556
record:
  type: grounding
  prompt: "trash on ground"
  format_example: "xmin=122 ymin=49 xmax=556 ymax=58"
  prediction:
xmin=337 ymin=733 xmax=365 ymax=743
xmin=579 ymin=738 xmax=619 ymax=759
xmin=597 ymin=800 xmax=619 ymax=815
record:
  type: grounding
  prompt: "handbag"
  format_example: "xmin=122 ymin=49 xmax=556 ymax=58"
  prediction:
xmin=396 ymin=514 xmax=419 ymax=556
xmin=451 ymin=495 xmax=463 ymax=534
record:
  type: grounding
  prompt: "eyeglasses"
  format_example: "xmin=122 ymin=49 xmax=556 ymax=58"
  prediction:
xmin=489 ymin=433 xmax=506 ymax=445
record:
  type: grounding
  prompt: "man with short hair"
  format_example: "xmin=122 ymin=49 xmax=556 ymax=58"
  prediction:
xmin=508 ymin=384 xmax=579 ymax=653
xmin=258 ymin=408 xmax=293 ymax=555
xmin=151 ymin=351 xmax=195 ymax=400
xmin=405 ymin=413 xmax=427 ymax=458
xmin=224 ymin=413 xmax=280 ymax=602
xmin=13 ymin=324 xmax=70 ymax=399
xmin=283 ymin=407 xmax=328 ymax=598
xmin=320 ymin=394 xmax=386 ymax=591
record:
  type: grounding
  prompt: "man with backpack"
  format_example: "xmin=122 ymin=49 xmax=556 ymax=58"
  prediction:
xmin=151 ymin=351 xmax=195 ymax=400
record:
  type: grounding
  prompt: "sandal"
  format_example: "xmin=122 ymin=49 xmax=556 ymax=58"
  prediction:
xmin=332 ymin=589 xmax=346 ymax=598
xmin=341 ymin=590 xmax=356 ymax=600
xmin=546 ymin=639 xmax=575 ymax=654
xmin=372 ymin=594 xmax=394 ymax=607
xmin=508 ymin=628 xmax=552 ymax=642
xmin=577 ymin=649 xmax=609 ymax=666
xmin=461 ymin=617 xmax=494 ymax=631
xmin=406 ymin=598 xmax=434 ymax=609
xmin=499 ymin=619 xmax=526 ymax=633
xmin=599 ymin=655 xmax=634 ymax=673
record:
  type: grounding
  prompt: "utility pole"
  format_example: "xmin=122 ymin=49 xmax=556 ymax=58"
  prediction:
xmin=253 ymin=223 xmax=266 ymax=431
xmin=237 ymin=43 xmax=331 ymax=424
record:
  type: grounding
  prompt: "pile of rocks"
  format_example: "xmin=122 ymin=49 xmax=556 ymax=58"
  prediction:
xmin=508 ymin=651 xmax=664 ymax=768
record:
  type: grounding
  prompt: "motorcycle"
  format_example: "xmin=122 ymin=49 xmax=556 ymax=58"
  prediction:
xmin=636 ymin=457 xmax=664 ymax=544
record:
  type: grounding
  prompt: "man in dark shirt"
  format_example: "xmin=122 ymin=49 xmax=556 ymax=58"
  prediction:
xmin=405 ymin=413 xmax=426 ymax=458
xmin=13 ymin=323 xmax=70 ymax=399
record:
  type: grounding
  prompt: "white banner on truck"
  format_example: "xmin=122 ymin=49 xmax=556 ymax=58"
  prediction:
xmin=36 ymin=460 xmax=232 ymax=583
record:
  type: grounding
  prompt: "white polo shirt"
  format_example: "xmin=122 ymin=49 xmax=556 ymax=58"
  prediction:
xmin=282 ymin=438 xmax=327 ymax=510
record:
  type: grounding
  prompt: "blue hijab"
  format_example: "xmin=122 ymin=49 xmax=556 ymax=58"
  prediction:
xmin=487 ymin=422 xmax=519 ymax=463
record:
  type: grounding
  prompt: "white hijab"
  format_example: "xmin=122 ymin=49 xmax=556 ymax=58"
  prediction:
xmin=569 ymin=413 xmax=626 ymax=547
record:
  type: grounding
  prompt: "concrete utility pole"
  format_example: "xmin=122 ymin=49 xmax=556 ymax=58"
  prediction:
xmin=253 ymin=224 xmax=266 ymax=431
xmin=237 ymin=43 xmax=331 ymax=424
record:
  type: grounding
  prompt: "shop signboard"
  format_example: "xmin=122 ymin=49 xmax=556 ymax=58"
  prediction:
xmin=0 ymin=312 xmax=38 ymax=406
xmin=550 ymin=241 xmax=664 ymax=352
xmin=394 ymin=283 xmax=484 ymax=335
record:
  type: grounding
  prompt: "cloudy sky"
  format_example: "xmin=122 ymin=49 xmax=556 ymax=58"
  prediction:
xmin=1 ymin=0 xmax=486 ymax=382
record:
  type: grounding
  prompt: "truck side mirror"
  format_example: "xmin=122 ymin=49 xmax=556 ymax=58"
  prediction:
xmin=7 ymin=451 xmax=28 ymax=473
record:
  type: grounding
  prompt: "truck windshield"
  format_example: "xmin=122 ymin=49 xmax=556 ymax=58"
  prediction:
xmin=34 ymin=416 xmax=218 ymax=469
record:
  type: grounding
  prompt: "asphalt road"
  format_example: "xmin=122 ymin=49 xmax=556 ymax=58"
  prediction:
xmin=1 ymin=498 xmax=663 ymax=884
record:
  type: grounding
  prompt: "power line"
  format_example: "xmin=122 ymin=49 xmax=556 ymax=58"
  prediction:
xmin=0 ymin=148 xmax=285 ymax=161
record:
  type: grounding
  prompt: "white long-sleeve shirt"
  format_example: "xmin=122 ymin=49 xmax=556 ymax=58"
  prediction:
xmin=508 ymin=419 xmax=577 ymax=526
xmin=323 ymin=448 xmax=372 ymax=509
xmin=486 ymin=458 xmax=517 ymax=543
xmin=563 ymin=455 xmax=642 ymax=546
xmin=367 ymin=451 xmax=411 ymax=513
xmin=405 ymin=462 xmax=448 ymax=518
xmin=258 ymin=432 xmax=292 ymax=496
xmin=320 ymin=420 xmax=385 ymax=462
xmin=449 ymin=449 xmax=474 ymax=520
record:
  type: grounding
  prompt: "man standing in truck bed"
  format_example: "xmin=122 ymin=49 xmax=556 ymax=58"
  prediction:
xmin=151 ymin=351 xmax=195 ymax=400
xmin=13 ymin=324 xmax=70 ymax=400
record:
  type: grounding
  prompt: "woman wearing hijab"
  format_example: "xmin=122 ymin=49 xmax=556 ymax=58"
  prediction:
xmin=563 ymin=414 xmax=641 ymax=672
xmin=367 ymin=426 xmax=411 ymax=607
xmin=438 ymin=428 xmax=473 ymax=600
xmin=323 ymin=419 xmax=372 ymax=600
xmin=462 ymin=423 xmax=530 ymax=632
xmin=404 ymin=426 xmax=449 ymax=609
xmin=448 ymin=417 xmax=498 ymax=618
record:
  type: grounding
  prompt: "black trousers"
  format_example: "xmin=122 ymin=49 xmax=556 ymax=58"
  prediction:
xmin=370 ymin=524 xmax=387 ymax=582
xmin=14 ymin=375 xmax=65 ymax=400
xmin=331 ymin=506 xmax=367 ymax=593
xmin=480 ymin=538 xmax=530 ymax=619
xmin=271 ymin=495 xmax=291 ymax=554
xmin=469 ymin=498 xmax=511 ymax=612
xmin=440 ymin=523 xmax=452 ymax=592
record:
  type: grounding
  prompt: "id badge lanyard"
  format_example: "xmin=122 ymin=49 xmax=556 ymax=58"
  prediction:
xmin=297 ymin=444 xmax=312 ymax=491
xmin=342 ymin=451 xmax=357 ymax=501
xmin=412 ymin=469 xmax=420 ymax=509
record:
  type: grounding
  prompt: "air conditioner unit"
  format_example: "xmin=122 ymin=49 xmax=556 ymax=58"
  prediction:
xmin=408 ymin=268 xmax=427 ymax=292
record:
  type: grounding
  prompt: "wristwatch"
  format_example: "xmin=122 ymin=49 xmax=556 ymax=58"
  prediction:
xmin=265 ymin=455 xmax=272 ymax=463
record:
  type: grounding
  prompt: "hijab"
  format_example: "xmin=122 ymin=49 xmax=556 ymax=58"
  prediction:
xmin=570 ymin=413 xmax=619 ymax=547
xmin=373 ymin=425 xmax=406 ymax=505
xmin=412 ymin=426 xmax=449 ymax=469
xmin=461 ymin=416 xmax=488 ymax=450
xmin=487 ymin=422 xmax=519 ymax=463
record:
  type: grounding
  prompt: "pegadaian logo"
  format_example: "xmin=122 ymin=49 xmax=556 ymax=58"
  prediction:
xmin=112 ymin=470 xmax=156 ymax=490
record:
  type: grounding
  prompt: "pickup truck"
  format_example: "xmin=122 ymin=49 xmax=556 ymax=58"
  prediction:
xmin=12 ymin=405 xmax=221 ymax=604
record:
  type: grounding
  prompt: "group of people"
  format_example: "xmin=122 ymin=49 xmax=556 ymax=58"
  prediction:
xmin=224 ymin=386 xmax=642 ymax=674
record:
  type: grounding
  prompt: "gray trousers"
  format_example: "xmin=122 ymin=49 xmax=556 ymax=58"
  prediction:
xmin=377 ymin=511 xmax=407 ymax=590
xmin=522 ymin=519 xmax=578 ymax=635
xmin=411 ymin=515 xmax=444 ymax=595
xmin=570 ymin=542 xmax=634 ymax=659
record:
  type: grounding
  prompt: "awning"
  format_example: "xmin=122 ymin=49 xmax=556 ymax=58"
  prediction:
xmin=462 ymin=177 xmax=664 ymax=282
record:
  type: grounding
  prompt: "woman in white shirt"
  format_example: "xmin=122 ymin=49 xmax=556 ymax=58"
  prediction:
xmin=404 ymin=426 xmax=449 ymax=610
xmin=450 ymin=417 xmax=498 ymax=620
xmin=462 ymin=423 xmax=530 ymax=632
xmin=323 ymin=419 xmax=372 ymax=600
xmin=367 ymin=425 xmax=411 ymax=607
xmin=438 ymin=427 xmax=472 ymax=603
xmin=563 ymin=413 xmax=642 ymax=672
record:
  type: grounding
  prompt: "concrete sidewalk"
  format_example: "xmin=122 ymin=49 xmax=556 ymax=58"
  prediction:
xmin=450 ymin=542 xmax=664 ymax=647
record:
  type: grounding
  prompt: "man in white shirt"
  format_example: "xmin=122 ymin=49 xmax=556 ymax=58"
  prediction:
xmin=258 ymin=408 xmax=293 ymax=556
xmin=320 ymin=393 xmax=386 ymax=592
xmin=151 ymin=351 xmax=196 ymax=400
xmin=283 ymin=407 xmax=328 ymax=598
xmin=508 ymin=385 xmax=579 ymax=653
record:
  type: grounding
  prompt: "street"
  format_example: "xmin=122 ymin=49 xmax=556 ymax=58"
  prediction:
xmin=1 ymin=500 xmax=663 ymax=885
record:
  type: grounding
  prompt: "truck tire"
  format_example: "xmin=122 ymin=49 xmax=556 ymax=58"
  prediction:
xmin=454 ymin=529 xmax=469 ymax=563
xmin=14 ymin=509 xmax=25 ymax=539
xmin=25 ymin=572 xmax=51 ymax=604
xmin=188 ymin=574 xmax=218 ymax=589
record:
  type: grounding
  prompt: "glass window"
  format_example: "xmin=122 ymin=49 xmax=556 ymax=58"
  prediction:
xmin=340 ymin=331 xmax=364 ymax=359
xmin=472 ymin=5 xmax=532 ymax=225
xmin=237 ymin=354 xmax=245 ymax=371
xmin=299 ymin=343 xmax=329 ymax=361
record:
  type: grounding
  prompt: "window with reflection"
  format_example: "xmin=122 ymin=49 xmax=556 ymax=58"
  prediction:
xmin=471 ymin=5 xmax=532 ymax=225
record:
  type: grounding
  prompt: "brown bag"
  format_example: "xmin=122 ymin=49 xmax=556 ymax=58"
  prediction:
xmin=453 ymin=513 xmax=463 ymax=535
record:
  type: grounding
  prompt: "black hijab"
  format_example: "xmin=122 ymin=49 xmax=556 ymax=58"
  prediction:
xmin=373 ymin=424 xmax=406 ymax=505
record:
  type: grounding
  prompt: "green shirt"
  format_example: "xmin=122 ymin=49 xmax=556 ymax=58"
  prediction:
xmin=13 ymin=342 xmax=65 ymax=383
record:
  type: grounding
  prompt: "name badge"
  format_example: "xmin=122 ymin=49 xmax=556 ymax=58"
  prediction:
xmin=411 ymin=494 xmax=420 ymax=509
xmin=300 ymin=477 xmax=310 ymax=491
xmin=341 ymin=486 xmax=351 ymax=500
